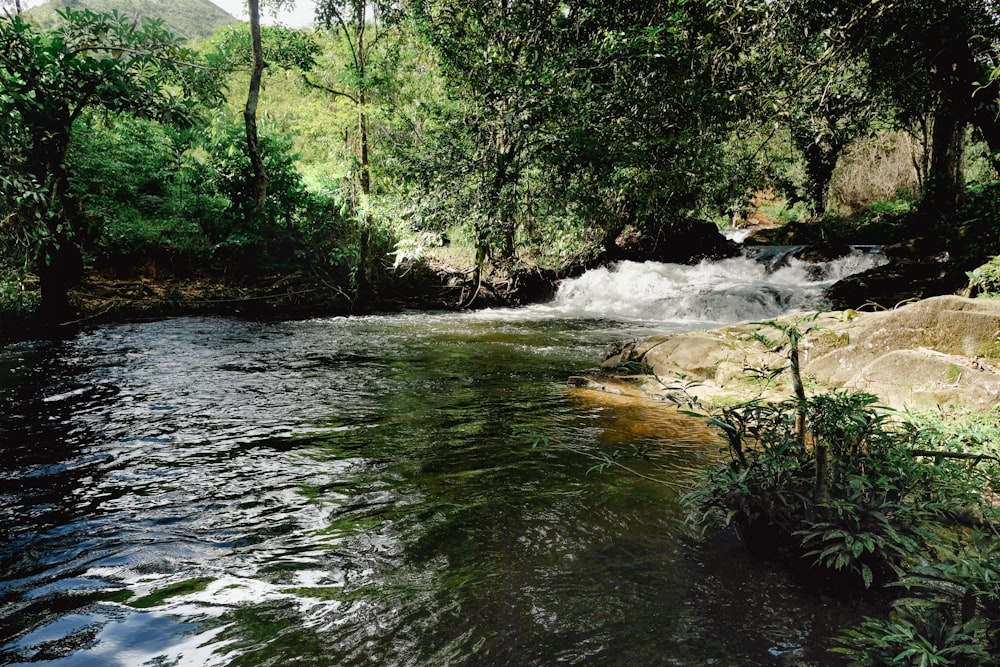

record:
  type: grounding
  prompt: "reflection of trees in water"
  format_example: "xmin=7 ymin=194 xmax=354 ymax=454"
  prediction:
xmin=0 ymin=339 xmax=127 ymax=660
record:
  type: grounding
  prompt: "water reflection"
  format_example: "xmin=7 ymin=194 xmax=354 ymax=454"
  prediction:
xmin=1 ymin=314 xmax=866 ymax=666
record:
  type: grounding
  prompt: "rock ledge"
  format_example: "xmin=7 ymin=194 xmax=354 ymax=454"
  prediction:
xmin=586 ymin=295 xmax=1000 ymax=411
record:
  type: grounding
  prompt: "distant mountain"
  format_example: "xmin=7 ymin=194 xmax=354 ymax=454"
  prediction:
xmin=25 ymin=0 xmax=239 ymax=41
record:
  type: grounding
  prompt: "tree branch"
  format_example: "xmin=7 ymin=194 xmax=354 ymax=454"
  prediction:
xmin=300 ymin=73 xmax=359 ymax=103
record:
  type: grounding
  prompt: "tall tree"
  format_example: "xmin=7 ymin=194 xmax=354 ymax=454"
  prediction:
xmin=764 ymin=6 xmax=880 ymax=213
xmin=790 ymin=0 xmax=1000 ymax=213
xmin=0 ymin=10 xmax=222 ymax=321
xmin=245 ymin=0 xmax=268 ymax=214
xmin=410 ymin=0 xmax=755 ymax=296
xmin=312 ymin=0 xmax=399 ymax=297
xmin=312 ymin=1 xmax=398 ymax=204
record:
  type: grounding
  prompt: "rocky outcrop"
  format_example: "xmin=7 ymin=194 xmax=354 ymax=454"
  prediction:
xmin=823 ymin=240 xmax=967 ymax=310
xmin=588 ymin=295 xmax=1000 ymax=411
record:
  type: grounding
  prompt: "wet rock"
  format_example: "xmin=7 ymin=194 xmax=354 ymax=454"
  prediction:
xmin=744 ymin=220 xmax=822 ymax=246
xmin=824 ymin=257 xmax=966 ymax=311
xmin=792 ymin=242 xmax=854 ymax=264
xmin=883 ymin=237 xmax=946 ymax=262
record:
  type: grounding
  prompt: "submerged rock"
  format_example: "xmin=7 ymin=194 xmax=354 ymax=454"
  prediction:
xmin=581 ymin=295 xmax=1000 ymax=412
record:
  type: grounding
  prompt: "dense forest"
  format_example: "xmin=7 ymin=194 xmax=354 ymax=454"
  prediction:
xmin=4 ymin=0 xmax=1000 ymax=328
xmin=6 ymin=2 xmax=1000 ymax=663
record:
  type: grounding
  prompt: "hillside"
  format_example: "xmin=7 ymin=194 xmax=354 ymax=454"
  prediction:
xmin=25 ymin=0 xmax=238 ymax=41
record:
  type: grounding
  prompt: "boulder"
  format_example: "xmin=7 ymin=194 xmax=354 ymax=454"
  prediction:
xmin=584 ymin=295 xmax=1000 ymax=412
xmin=823 ymin=257 xmax=967 ymax=310
xmin=602 ymin=218 xmax=740 ymax=265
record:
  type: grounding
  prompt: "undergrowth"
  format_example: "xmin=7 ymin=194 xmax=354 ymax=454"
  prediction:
xmin=682 ymin=320 xmax=1000 ymax=665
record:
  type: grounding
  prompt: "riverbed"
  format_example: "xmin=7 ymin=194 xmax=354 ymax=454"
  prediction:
xmin=0 ymin=252 xmax=885 ymax=666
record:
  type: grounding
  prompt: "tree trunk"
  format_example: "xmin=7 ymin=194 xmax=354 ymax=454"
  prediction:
xmin=244 ymin=0 xmax=268 ymax=215
xmin=802 ymin=141 xmax=839 ymax=216
xmin=353 ymin=0 xmax=374 ymax=302
xmin=356 ymin=2 xmax=370 ymax=199
xmin=31 ymin=136 xmax=84 ymax=325
xmin=921 ymin=106 xmax=965 ymax=216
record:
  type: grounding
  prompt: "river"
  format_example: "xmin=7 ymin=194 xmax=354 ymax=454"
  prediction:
xmin=0 ymin=250 xmax=885 ymax=666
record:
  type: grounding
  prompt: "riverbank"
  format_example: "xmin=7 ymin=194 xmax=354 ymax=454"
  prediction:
xmin=1 ymin=247 xmax=581 ymax=345
xmin=577 ymin=294 xmax=1000 ymax=413
xmin=0 ymin=258 xmax=467 ymax=344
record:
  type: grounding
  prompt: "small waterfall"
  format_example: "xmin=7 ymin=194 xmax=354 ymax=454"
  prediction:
xmin=544 ymin=247 xmax=886 ymax=325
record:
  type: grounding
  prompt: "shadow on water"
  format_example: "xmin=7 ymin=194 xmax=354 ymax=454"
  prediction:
xmin=0 ymin=311 xmax=878 ymax=666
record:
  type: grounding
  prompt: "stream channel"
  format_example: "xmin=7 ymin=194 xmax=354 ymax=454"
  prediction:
xmin=1 ymin=249 xmax=886 ymax=666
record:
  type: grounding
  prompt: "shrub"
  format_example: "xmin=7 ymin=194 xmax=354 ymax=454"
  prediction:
xmin=828 ymin=132 xmax=921 ymax=215
xmin=0 ymin=271 xmax=39 ymax=328
xmin=684 ymin=322 xmax=1000 ymax=664
xmin=68 ymin=113 xmax=224 ymax=275
xmin=954 ymin=181 xmax=1000 ymax=269
xmin=685 ymin=391 xmax=928 ymax=591
xmin=203 ymin=118 xmax=312 ymax=270
xmin=965 ymin=255 xmax=1000 ymax=298
xmin=836 ymin=532 xmax=1000 ymax=666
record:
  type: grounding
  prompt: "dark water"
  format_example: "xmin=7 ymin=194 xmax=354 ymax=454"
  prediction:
xmin=0 ymin=313 xmax=867 ymax=666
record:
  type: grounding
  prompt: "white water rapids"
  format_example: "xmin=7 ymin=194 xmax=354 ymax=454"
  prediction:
xmin=524 ymin=247 xmax=886 ymax=326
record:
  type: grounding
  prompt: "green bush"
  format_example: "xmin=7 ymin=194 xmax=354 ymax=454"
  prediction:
xmin=204 ymin=118 xmax=312 ymax=270
xmin=0 ymin=271 xmax=39 ymax=327
xmin=966 ymin=255 xmax=1000 ymax=298
xmin=836 ymin=532 xmax=1000 ymax=666
xmin=954 ymin=181 xmax=1000 ymax=269
xmin=684 ymin=391 xmax=928 ymax=590
xmin=683 ymin=323 xmax=1000 ymax=664
xmin=68 ymin=113 xmax=224 ymax=274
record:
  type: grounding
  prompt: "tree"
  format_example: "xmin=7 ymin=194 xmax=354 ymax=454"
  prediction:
xmin=0 ymin=10 xmax=223 ymax=322
xmin=409 ymin=0 xmax=756 ymax=295
xmin=215 ymin=19 xmax=320 ymax=230
xmin=312 ymin=0 xmax=401 ymax=298
xmin=767 ymin=8 xmax=880 ymax=213
xmin=409 ymin=0 xmax=588 ymax=299
xmin=789 ymin=0 xmax=1000 ymax=214
xmin=245 ymin=0 xmax=268 ymax=215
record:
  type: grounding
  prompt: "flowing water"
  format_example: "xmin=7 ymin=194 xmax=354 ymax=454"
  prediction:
xmin=0 ymin=251 xmax=886 ymax=666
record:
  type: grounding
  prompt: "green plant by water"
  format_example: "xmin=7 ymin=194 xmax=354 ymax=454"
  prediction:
xmin=681 ymin=319 xmax=1000 ymax=665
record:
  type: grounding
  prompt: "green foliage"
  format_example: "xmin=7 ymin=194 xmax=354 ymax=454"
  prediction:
xmin=685 ymin=389 xmax=934 ymax=588
xmin=836 ymin=532 xmax=1000 ymax=666
xmin=410 ymin=0 xmax=757 ymax=267
xmin=213 ymin=23 xmax=321 ymax=72
xmin=0 ymin=271 xmax=40 ymax=327
xmin=684 ymin=385 xmax=1000 ymax=609
xmin=25 ymin=0 xmax=237 ymax=41
xmin=198 ymin=114 xmax=387 ymax=289
xmin=686 ymin=321 xmax=1000 ymax=664
xmin=806 ymin=391 xmax=897 ymax=478
xmin=965 ymin=257 xmax=1000 ymax=298
xmin=68 ymin=113 xmax=222 ymax=270
xmin=785 ymin=0 xmax=1000 ymax=211
xmin=587 ymin=445 xmax=653 ymax=476
xmin=203 ymin=117 xmax=310 ymax=264
xmin=0 ymin=9 xmax=224 ymax=315
xmin=954 ymin=182 xmax=1000 ymax=269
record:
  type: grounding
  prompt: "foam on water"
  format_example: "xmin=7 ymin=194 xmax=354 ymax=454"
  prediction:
xmin=533 ymin=248 xmax=886 ymax=325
